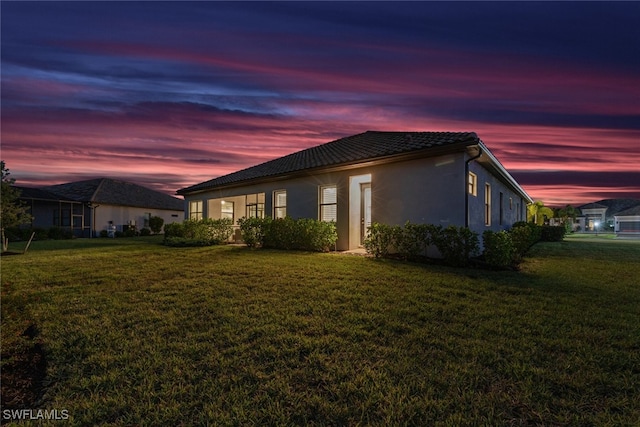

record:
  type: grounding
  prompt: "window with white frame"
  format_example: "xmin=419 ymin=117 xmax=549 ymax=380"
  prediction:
xmin=246 ymin=193 xmax=265 ymax=218
xmin=273 ymin=190 xmax=287 ymax=219
xmin=320 ymin=185 xmax=337 ymax=222
xmin=468 ymin=172 xmax=477 ymax=196
xmin=484 ymin=184 xmax=491 ymax=226
xmin=221 ymin=201 xmax=234 ymax=220
xmin=189 ymin=200 xmax=203 ymax=220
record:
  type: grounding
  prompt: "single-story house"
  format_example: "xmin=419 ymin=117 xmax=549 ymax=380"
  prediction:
xmin=575 ymin=199 xmax=640 ymax=232
xmin=576 ymin=202 xmax=608 ymax=232
xmin=177 ymin=131 xmax=532 ymax=251
xmin=614 ymin=205 xmax=640 ymax=235
xmin=17 ymin=178 xmax=184 ymax=237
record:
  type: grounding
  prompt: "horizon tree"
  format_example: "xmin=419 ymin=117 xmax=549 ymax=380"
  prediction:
xmin=1 ymin=161 xmax=32 ymax=251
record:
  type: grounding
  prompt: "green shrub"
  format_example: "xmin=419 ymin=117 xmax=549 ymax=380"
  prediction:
xmin=293 ymin=218 xmax=337 ymax=252
xmin=432 ymin=225 xmax=479 ymax=267
xmin=149 ymin=216 xmax=164 ymax=234
xmin=7 ymin=227 xmax=47 ymax=241
xmin=394 ymin=222 xmax=425 ymax=260
xmin=238 ymin=217 xmax=271 ymax=248
xmin=163 ymin=222 xmax=182 ymax=239
xmin=512 ymin=221 xmax=541 ymax=247
xmin=363 ymin=223 xmax=397 ymax=258
xmin=163 ymin=218 xmax=233 ymax=246
xmin=123 ymin=226 xmax=138 ymax=237
xmin=48 ymin=227 xmax=73 ymax=240
xmin=483 ymin=230 xmax=514 ymax=268
xmin=140 ymin=228 xmax=151 ymax=236
xmin=203 ymin=218 xmax=234 ymax=243
xmin=263 ymin=216 xmax=296 ymax=249
xmin=239 ymin=216 xmax=337 ymax=252
xmin=509 ymin=225 xmax=533 ymax=262
xmin=364 ymin=222 xmax=479 ymax=266
xmin=99 ymin=230 xmax=109 ymax=238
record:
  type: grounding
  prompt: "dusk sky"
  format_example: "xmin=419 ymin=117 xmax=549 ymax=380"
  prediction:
xmin=2 ymin=1 xmax=639 ymax=206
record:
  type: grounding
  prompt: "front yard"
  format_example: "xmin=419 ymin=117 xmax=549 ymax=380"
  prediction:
xmin=2 ymin=236 xmax=639 ymax=425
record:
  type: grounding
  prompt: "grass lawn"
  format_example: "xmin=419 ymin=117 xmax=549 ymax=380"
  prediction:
xmin=1 ymin=236 xmax=639 ymax=426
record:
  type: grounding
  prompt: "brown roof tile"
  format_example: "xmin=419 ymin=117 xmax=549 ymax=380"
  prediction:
xmin=178 ymin=131 xmax=479 ymax=194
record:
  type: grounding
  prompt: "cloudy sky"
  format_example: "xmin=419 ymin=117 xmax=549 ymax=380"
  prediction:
xmin=2 ymin=1 xmax=639 ymax=205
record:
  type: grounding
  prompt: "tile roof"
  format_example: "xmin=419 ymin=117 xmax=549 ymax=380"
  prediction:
xmin=578 ymin=199 xmax=640 ymax=217
xmin=44 ymin=178 xmax=184 ymax=211
xmin=578 ymin=202 xmax=608 ymax=210
xmin=16 ymin=186 xmax=75 ymax=202
xmin=178 ymin=131 xmax=479 ymax=194
xmin=614 ymin=204 xmax=640 ymax=216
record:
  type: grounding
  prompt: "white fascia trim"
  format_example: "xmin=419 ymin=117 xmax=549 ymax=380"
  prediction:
xmin=478 ymin=141 xmax=533 ymax=204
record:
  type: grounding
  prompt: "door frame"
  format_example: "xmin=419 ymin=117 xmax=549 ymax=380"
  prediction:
xmin=360 ymin=182 xmax=372 ymax=245
xmin=348 ymin=174 xmax=372 ymax=250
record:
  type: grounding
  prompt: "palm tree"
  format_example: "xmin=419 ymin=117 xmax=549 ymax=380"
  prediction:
xmin=527 ymin=201 xmax=554 ymax=226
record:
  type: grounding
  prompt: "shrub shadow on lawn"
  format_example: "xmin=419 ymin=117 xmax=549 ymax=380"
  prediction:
xmin=1 ymin=324 xmax=48 ymax=411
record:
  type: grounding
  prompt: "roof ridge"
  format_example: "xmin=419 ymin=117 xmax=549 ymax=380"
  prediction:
xmin=178 ymin=130 xmax=481 ymax=194
xmin=90 ymin=178 xmax=108 ymax=202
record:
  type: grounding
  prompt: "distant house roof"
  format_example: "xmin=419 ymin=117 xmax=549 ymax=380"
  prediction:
xmin=578 ymin=202 xmax=608 ymax=210
xmin=178 ymin=131 xmax=481 ymax=195
xmin=15 ymin=186 xmax=76 ymax=202
xmin=577 ymin=199 xmax=640 ymax=217
xmin=614 ymin=205 xmax=640 ymax=217
xmin=43 ymin=178 xmax=184 ymax=211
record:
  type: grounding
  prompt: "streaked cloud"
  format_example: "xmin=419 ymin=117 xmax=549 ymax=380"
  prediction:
xmin=1 ymin=1 xmax=639 ymax=205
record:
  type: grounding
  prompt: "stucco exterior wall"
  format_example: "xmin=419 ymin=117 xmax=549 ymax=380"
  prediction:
xmin=184 ymin=153 xmax=478 ymax=250
xmin=371 ymin=153 xmax=465 ymax=227
xmin=467 ymin=161 xmax=527 ymax=234
xmin=182 ymin=151 xmax=529 ymax=250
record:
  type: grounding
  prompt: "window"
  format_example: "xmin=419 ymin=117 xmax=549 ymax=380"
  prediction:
xmin=468 ymin=172 xmax=477 ymax=196
xmin=189 ymin=200 xmax=203 ymax=220
xmin=499 ymin=192 xmax=504 ymax=225
xmin=484 ymin=184 xmax=491 ymax=226
xmin=54 ymin=209 xmax=71 ymax=227
xmin=246 ymin=193 xmax=265 ymax=218
xmin=320 ymin=185 xmax=337 ymax=222
xmin=221 ymin=201 xmax=234 ymax=220
xmin=273 ymin=190 xmax=287 ymax=219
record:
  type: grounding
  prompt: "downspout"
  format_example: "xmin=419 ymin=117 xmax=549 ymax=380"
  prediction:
xmin=90 ymin=204 xmax=100 ymax=238
xmin=464 ymin=146 xmax=483 ymax=228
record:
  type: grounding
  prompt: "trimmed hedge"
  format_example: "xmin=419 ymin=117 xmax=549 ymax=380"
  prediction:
xmin=482 ymin=230 xmax=514 ymax=268
xmin=363 ymin=221 xmax=480 ymax=267
xmin=238 ymin=216 xmax=337 ymax=252
xmin=5 ymin=226 xmax=73 ymax=241
xmin=364 ymin=221 xmax=565 ymax=268
xmin=163 ymin=218 xmax=234 ymax=247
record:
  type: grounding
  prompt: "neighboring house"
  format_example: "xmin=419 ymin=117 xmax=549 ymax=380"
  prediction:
xmin=17 ymin=178 xmax=184 ymax=237
xmin=614 ymin=205 xmax=640 ymax=235
xmin=178 ymin=131 xmax=533 ymax=251
xmin=577 ymin=202 xmax=608 ymax=232
xmin=576 ymin=199 xmax=640 ymax=232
